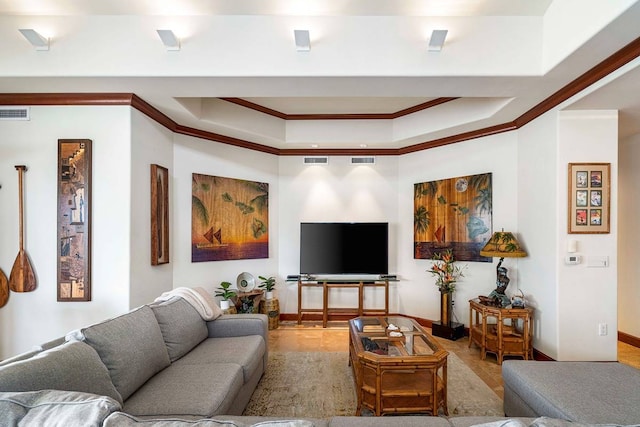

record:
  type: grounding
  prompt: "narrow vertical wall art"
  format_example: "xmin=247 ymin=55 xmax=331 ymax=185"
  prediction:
xmin=57 ymin=139 xmax=92 ymax=301
xmin=151 ymin=164 xmax=169 ymax=265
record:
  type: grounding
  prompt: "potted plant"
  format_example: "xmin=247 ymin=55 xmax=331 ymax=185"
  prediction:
xmin=258 ymin=275 xmax=276 ymax=300
xmin=215 ymin=281 xmax=237 ymax=311
xmin=428 ymin=249 xmax=465 ymax=294
xmin=428 ymin=249 xmax=466 ymax=326
xmin=258 ymin=275 xmax=279 ymax=330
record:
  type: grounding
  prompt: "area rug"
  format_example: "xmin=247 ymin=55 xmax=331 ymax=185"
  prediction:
xmin=243 ymin=351 xmax=503 ymax=418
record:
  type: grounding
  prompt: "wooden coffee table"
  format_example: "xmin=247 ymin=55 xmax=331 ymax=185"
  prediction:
xmin=348 ymin=316 xmax=449 ymax=416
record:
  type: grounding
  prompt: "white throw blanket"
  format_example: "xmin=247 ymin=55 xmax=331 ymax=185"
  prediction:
xmin=155 ymin=287 xmax=223 ymax=321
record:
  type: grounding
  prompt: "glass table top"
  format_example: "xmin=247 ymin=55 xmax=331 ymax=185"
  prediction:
xmin=350 ymin=316 xmax=440 ymax=356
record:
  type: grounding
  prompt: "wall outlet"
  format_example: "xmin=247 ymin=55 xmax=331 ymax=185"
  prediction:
xmin=598 ymin=323 xmax=608 ymax=336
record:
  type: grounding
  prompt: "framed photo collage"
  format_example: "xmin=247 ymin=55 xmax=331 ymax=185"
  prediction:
xmin=568 ymin=163 xmax=610 ymax=234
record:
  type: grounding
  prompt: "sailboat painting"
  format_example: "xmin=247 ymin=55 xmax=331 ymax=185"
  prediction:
xmin=192 ymin=173 xmax=269 ymax=262
xmin=414 ymin=173 xmax=492 ymax=262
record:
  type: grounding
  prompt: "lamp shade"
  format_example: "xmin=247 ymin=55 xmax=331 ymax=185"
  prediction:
xmin=480 ymin=231 xmax=527 ymax=258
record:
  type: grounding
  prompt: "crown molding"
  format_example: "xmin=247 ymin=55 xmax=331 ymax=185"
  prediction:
xmin=0 ymin=93 xmax=134 ymax=106
xmin=515 ymin=35 xmax=640 ymax=128
xmin=174 ymin=123 xmax=280 ymax=155
xmin=397 ymin=122 xmax=519 ymax=154
xmin=220 ymin=97 xmax=459 ymax=120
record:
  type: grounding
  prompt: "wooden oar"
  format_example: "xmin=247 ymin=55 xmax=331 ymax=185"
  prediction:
xmin=0 ymin=183 xmax=9 ymax=307
xmin=0 ymin=268 xmax=8 ymax=307
xmin=9 ymin=165 xmax=37 ymax=293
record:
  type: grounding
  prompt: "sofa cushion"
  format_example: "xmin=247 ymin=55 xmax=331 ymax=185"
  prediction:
xmin=105 ymin=413 xmax=319 ymax=427
xmin=467 ymin=417 xmax=640 ymax=427
xmin=123 ymin=363 xmax=244 ymax=417
xmin=449 ymin=418 xmax=537 ymax=427
xmin=151 ymin=297 xmax=208 ymax=362
xmin=502 ymin=361 xmax=640 ymax=425
xmin=67 ymin=305 xmax=171 ymax=401
xmin=0 ymin=390 xmax=120 ymax=427
xmin=0 ymin=341 xmax=122 ymax=405
xmin=224 ymin=417 xmax=328 ymax=427
xmin=0 ymin=347 xmax=42 ymax=367
xmin=250 ymin=422 xmax=316 ymax=427
xmin=104 ymin=412 xmax=242 ymax=426
xmin=173 ymin=336 xmax=266 ymax=383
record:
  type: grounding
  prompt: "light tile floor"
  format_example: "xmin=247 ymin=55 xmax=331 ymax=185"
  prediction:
xmin=270 ymin=321 xmax=640 ymax=401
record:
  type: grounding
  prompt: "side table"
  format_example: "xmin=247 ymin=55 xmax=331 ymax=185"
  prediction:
xmin=232 ymin=290 xmax=263 ymax=313
xmin=468 ymin=299 xmax=534 ymax=364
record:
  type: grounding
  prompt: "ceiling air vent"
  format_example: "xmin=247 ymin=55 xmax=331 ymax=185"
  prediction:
xmin=0 ymin=107 xmax=30 ymax=121
xmin=303 ymin=156 xmax=329 ymax=165
xmin=351 ymin=156 xmax=375 ymax=165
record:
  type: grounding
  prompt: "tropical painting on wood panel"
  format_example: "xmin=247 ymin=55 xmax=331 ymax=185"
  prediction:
xmin=192 ymin=173 xmax=269 ymax=262
xmin=414 ymin=173 xmax=492 ymax=262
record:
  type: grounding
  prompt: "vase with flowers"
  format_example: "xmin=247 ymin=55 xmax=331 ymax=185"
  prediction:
xmin=428 ymin=249 xmax=465 ymax=326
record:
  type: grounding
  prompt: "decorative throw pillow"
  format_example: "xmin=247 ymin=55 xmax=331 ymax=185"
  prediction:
xmin=0 ymin=341 xmax=122 ymax=405
xmin=0 ymin=390 xmax=120 ymax=427
xmin=151 ymin=297 xmax=208 ymax=362
xmin=67 ymin=305 xmax=170 ymax=401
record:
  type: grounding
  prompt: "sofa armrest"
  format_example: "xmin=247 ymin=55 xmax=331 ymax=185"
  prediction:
xmin=206 ymin=314 xmax=268 ymax=341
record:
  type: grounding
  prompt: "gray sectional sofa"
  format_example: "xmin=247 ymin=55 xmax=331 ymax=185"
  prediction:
xmin=502 ymin=360 xmax=640 ymax=425
xmin=1 ymin=294 xmax=639 ymax=426
xmin=0 ymin=296 xmax=268 ymax=420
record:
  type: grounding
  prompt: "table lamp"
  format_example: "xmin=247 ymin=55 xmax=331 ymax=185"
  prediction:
xmin=479 ymin=230 xmax=527 ymax=307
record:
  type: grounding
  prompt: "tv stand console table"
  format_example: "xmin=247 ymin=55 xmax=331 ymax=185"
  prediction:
xmin=297 ymin=278 xmax=390 ymax=327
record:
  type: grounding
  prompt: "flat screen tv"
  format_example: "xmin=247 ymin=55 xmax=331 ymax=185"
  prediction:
xmin=299 ymin=222 xmax=388 ymax=275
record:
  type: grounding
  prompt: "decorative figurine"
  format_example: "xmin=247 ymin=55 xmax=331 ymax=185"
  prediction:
xmin=487 ymin=262 xmax=511 ymax=307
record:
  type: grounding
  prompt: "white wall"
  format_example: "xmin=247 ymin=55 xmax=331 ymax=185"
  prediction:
xmin=171 ymin=134 xmax=280 ymax=300
xmin=398 ymin=133 xmax=520 ymax=324
xmin=277 ymin=156 xmax=400 ymax=315
xmin=0 ymin=106 xmax=132 ymax=359
xmin=619 ymin=132 xmax=640 ymax=339
xmin=516 ymin=108 xmax=620 ymax=361
xmin=516 ymin=109 xmax=560 ymax=359
xmin=129 ymin=109 xmax=175 ymax=308
xmin=556 ymin=110 xmax=618 ymax=361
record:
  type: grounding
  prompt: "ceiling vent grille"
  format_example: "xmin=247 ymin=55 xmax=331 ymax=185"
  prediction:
xmin=351 ymin=156 xmax=375 ymax=164
xmin=303 ymin=156 xmax=329 ymax=165
xmin=0 ymin=107 xmax=30 ymax=121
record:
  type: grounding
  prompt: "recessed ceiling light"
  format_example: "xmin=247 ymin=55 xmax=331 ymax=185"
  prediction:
xmin=428 ymin=29 xmax=448 ymax=52
xmin=19 ymin=29 xmax=49 ymax=51
xmin=294 ymin=30 xmax=311 ymax=52
xmin=157 ymin=29 xmax=180 ymax=51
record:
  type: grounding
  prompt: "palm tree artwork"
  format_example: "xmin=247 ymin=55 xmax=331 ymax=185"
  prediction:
xmin=414 ymin=173 xmax=492 ymax=262
xmin=192 ymin=174 xmax=269 ymax=262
